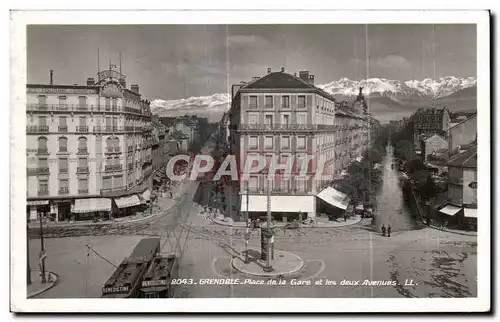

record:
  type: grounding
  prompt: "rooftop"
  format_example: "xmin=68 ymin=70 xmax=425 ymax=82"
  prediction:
xmin=447 ymin=145 xmax=477 ymax=168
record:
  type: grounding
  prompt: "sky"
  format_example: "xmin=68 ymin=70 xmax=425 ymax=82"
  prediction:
xmin=27 ymin=24 xmax=477 ymax=101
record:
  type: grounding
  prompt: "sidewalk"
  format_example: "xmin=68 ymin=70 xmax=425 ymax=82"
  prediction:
xmin=211 ymin=215 xmax=362 ymax=228
xmin=27 ymin=271 xmax=58 ymax=298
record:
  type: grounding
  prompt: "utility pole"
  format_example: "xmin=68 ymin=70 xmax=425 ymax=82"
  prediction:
xmin=263 ymin=175 xmax=273 ymax=272
xmin=39 ymin=214 xmax=46 ymax=283
xmin=27 ymin=225 xmax=31 ymax=285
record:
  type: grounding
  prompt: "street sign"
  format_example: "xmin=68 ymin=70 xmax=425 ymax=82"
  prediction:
xmin=468 ymin=181 xmax=477 ymax=189
xmin=38 ymin=250 xmax=47 ymax=261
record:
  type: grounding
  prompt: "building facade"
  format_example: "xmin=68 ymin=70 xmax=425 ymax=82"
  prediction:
xmin=421 ymin=133 xmax=448 ymax=162
xmin=26 ymin=69 xmax=153 ymax=222
xmin=229 ymin=68 xmax=371 ymax=220
xmin=447 ymin=113 xmax=477 ymax=154
xmin=412 ymin=107 xmax=451 ymax=146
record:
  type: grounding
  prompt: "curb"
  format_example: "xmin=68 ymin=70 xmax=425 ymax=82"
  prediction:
xmin=427 ymin=225 xmax=477 ymax=237
xmin=231 ymin=249 xmax=305 ymax=278
xmin=211 ymin=216 xmax=362 ymax=229
xmin=27 ymin=271 xmax=59 ymax=298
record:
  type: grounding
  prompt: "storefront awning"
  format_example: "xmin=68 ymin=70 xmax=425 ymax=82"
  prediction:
xmin=464 ymin=208 xmax=477 ymax=218
xmin=73 ymin=198 xmax=112 ymax=213
xmin=356 ymin=204 xmax=364 ymax=210
xmin=115 ymin=195 xmax=141 ymax=209
xmin=240 ymin=195 xmax=314 ymax=213
xmin=439 ymin=204 xmax=462 ymax=216
xmin=317 ymin=187 xmax=349 ymax=210
xmin=141 ymin=189 xmax=151 ymax=201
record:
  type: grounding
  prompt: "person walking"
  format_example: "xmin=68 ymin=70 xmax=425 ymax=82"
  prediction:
xmin=387 ymin=225 xmax=391 ymax=237
xmin=381 ymin=224 xmax=386 ymax=237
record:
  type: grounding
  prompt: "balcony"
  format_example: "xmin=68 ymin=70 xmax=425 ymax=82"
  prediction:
xmin=237 ymin=124 xmax=336 ymax=132
xmin=26 ymin=125 xmax=49 ymax=133
xmin=76 ymin=126 xmax=89 ymax=133
xmin=27 ymin=103 xmax=151 ymax=116
xmin=77 ymin=166 xmax=89 ymax=173
xmin=37 ymin=189 xmax=49 ymax=196
xmin=36 ymin=148 xmax=49 ymax=155
xmin=27 ymin=167 xmax=50 ymax=175
xmin=59 ymin=168 xmax=68 ymax=174
xmin=105 ymin=146 xmax=122 ymax=153
xmin=77 ymin=148 xmax=88 ymax=155
xmin=105 ymin=164 xmax=123 ymax=172
xmin=58 ymin=187 xmax=69 ymax=195
xmin=78 ymin=188 xmax=89 ymax=194
xmin=58 ymin=126 xmax=68 ymax=132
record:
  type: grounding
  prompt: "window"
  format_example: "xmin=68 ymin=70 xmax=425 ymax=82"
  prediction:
xmin=78 ymin=178 xmax=88 ymax=192
xmin=264 ymin=115 xmax=273 ymax=126
xmin=248 ymin=176 xmax=258 ymax=191
xmin=105 ymin=98 xmax=111 ymax=110
xmin=106 ymin=117 xmax=112 ymax=128
xmin=112 ymin=98 xmax=118 ymax=109
xmin=248 ymin=113 xmax=259 ymax=125
xmin=282 ymin=114 xmax=290 ymax=126
xmin=103 ymin=176 xmax=112 ymax=190
xmin=249 ymin=136 xmax=258 ymax=150
xmin=58 ymin=137 xmax=67 ymax=152
xmin=114 ymin=175 xmax=123 ymax=189
xmin=78 ymin=137 xmax=87 ymax=153
xmin=295 ymin=177 xmax=306 ymax=192
xmin=281 ymin=136 xmax=290 ymax=149
xmin=78 ymin=96 xmax=87 ymax=109
xmin=113 ymin=117 xmax=118 ymax=128
xmin=38 ymin=137 xmax=48 ymax=153
xmin=282 ymin=96 xmax=290 ymax=108
xmin=78 ymin=157 xmax=88 ymax=168
xmin=59 ymin=179 xmax=69 ymax=193
xmin=296 ymin=113 xmax=307 ymax=125
xmin=58 ymin=96 xmax=67 ymax=109
xmin=37 ymin=95 xmax=47 ymax=107
xmin=38 ymin=157 xmax=48 ymax=168
xmin=38 ymin=179 xmax=48 ymax=193
xmin=38 ymin=116 xmax=47 ymax=127
xmin=58 ymin=158 xmax=68 ymax=173
xmin=265 ymin=136 xmax=274 ymax=150
xmin=297 ymin=136 xmax=306 ymax=149
xmin=249 ymin=96 xmax=258 ymax=108
xmin=265 ymin=96 xmax=273 ymax=108
xmin=58 ymin=117 xmax=67 ymax=132
xmin=298 ymin=96 xmax=306 ymax=108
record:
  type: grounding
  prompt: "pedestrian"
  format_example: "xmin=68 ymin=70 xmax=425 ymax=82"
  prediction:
xmin=381 ymin=224 xmax=386 ymax=237
xmin=344 ymin=214 xmax=347 ymax=222
xmin=387 ymin=225 xmax=391 ymax=237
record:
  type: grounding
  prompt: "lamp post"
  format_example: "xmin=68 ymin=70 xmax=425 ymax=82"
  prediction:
xmin=39 ymin=213 xmax=46 ymax=284
xmin=27 ymin=224 xmax=31 ymax=285
xmin=263 ymin=175 xmax=273 ymax=273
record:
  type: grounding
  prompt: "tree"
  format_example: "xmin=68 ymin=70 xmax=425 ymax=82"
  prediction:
xmin=394 ymin=140 xmax=413 ymax=161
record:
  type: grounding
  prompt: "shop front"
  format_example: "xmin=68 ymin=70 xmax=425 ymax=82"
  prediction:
xmin=114 ymin=195 xmax=142 ymax=217
xmin=26 ymin=200 xmax=50 ymax=222
xmin=72 ymin=198 xmax=112 ymax=221
xmin=316 ymin=187 xmax=350 ymax=220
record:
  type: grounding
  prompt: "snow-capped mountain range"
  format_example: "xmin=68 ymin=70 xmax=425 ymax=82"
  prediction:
xmin=151 ymin=76 xmax=476 ymax=122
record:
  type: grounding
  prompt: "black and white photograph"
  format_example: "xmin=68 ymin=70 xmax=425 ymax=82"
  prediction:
xmin=10 ymin=10 xmax=490 ymax=313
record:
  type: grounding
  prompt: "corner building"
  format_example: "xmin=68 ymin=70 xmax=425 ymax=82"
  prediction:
xmin=26 ymin=69 xmax=153 ymax=222
xmin=229 ymin=68 xmax=370 ymax=220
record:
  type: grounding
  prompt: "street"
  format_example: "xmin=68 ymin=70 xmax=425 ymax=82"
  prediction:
xmin=29 ymin=144 xmax=477 ymax=299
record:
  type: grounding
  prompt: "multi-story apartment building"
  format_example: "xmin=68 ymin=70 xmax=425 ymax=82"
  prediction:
xmin=438 ymin=145 xmax=477 ymax=227
xmin=26 ymin=69 xmax=153 ymax=222
xmin=228 ymin=68 xmax=371 ymax=221
xmin=447 ymin=113 xmax=477 ymax=155
xmin=411 ymin=107 xmax=451 ymax=146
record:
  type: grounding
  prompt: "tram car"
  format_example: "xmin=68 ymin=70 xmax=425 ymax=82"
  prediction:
xmin=140 ymin=254 xmax=179 ymax=298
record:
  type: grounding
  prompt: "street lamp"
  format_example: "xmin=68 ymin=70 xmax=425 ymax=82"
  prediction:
xmin=39 ymin=213 xmax=46 ymax=284
xmin=263 ymin=175 xmax=274 ymax=273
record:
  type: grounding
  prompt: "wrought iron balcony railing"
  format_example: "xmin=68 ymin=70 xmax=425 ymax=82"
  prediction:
xmin=27 ymin=167 xmax=50 ymax=175
xmin=58 ymin=187 xmax=69 ymax=195
xmin=76 ymin=126 xmax=89 ymax=133
xmin=58 ymin=126 xmax=68 ymax=132
xmin=26 ymin=126 xmax=49 ymax=133
xmin=26 ymin=103 xmax=152 ymax=116
xmin=37 ymin=189 xmax=49 ymax=196
xmin=237 ymin=124 xmax=336 ymax=131
xmin=78 ymin=188 xmax=89 ymax=194
xmin=105 ymin=164 xmax=123 ymax=172
xmin=36 ymin=148 xmax=49 ymax=154
xmin=77 ymin=166 xmax=89 ymax=173
xmin=77 ymin=148 xmax=88 ymax=154
xmin=59 ymin=168 xmax=68 ymax=174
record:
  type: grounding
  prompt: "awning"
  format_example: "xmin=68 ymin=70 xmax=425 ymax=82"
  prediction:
xmin=115 ymin=195 xmax=141 ymax=209
xmin=73 ymin=198 xmax=111 ymax=213
xmin=356 ymin=205 xmax=364 ymax=210
xmin=141 ymin=189 xmax=151 ymax=201
xmin=464 ymin=208 xmax=477 ymax=218
xmin=27 ymin=200 xmax=49 ymax=206
xmin=439 ymin=204 xmax=462 ymax=216
xmin=240 ymin=195 xmax=314 ymax=213
xmin=317 ymin=187 xmax=349 ymax=210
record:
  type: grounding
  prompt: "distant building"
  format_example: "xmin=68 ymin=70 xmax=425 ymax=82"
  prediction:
xmin=160 ymin=115 xmax=208 ymax=152
xmin=411 ymin=107 xmax=451 ymax=146
xmin=151 ymin=116 xmax=169 ymax=171
xmin=447 ymin=113 xmax=477 ymax=156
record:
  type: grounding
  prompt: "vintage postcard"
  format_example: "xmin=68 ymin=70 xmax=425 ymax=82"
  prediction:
xmin=10 ymin=10 xmax=490 ymax=313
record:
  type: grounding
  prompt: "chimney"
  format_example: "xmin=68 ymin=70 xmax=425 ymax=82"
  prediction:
xmin=280 ymin=67 xmax=285 ymax=73
xmin=267 ymin=68 xmax=272 ymax=74
xmin=299 ymin=70 xmax=309 ymax=82
xmin=131 ymin=84 xmax=139 ymax=94
xmin=119 ymin=79 xmax=126 ymax=88
xmin=49 ymin=70 xmax=53 ymax=85
xmin=86 ymin=77 xmax=95 ymax=86
xmin=308 ymin=74 xmax=315 ymax=85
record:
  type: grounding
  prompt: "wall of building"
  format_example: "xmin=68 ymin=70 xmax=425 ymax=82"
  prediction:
xmin=448 ymin=114 xmax=477 ymax=152
xmin=462 ymin=168 xmax=477 ymax=206
xmin=423 ymin=135 xmax=448 ymax=162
